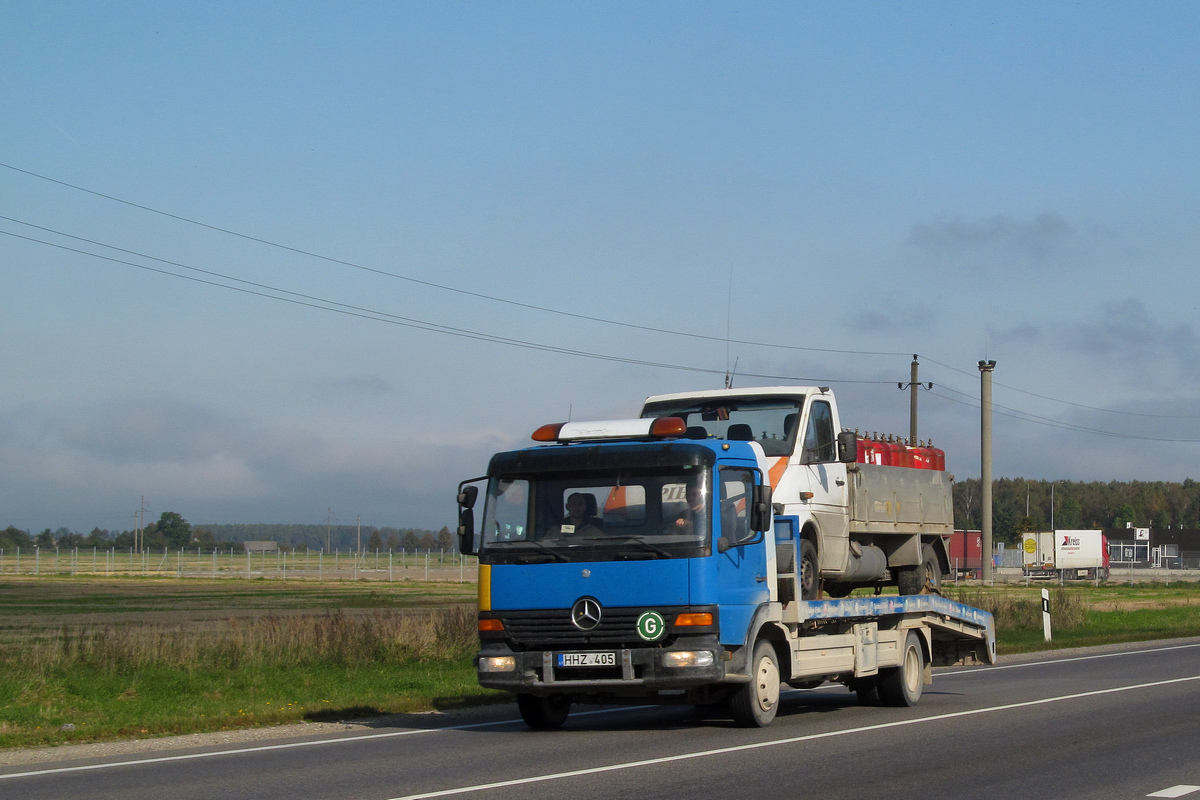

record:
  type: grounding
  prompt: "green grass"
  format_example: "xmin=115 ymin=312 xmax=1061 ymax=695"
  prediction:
xmin=0 ymin=578 xmax=497 ymax=749
xmin=0 ymin=660 xmax=498 ymax=749
xmin=2 ymin=577 xmax=1199 ymax=749
xmin=943 ymin=583 xmax=1200 ymax=653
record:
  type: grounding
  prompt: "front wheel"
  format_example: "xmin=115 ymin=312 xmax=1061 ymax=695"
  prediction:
xmin=730 ymin=639 xmax=781 ymax=727
xmin=877 ymin=631 xmax=926 ymax=707
xmin=799 ymin=539 xmax=820 ymax=601
xmin=517 ymin=693 xmax=571 ymax=730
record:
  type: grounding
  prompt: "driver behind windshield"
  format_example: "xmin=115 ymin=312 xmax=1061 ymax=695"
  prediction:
xmin=559 ymin=492 xmax=605 ymax=536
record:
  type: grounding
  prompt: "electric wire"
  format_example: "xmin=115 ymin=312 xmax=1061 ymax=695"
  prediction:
xmin=3 ymin=161 xmax=1197 ymax=427
xmin=926 ymin=389 xmax=1200 ymax=443
xmin=0 ymin=225 xmax=894 ymax=387
xmin=0 ymin=163 xmax=906 ymax=359
xmin=920 ymin=354 xmax=1200 ymax=420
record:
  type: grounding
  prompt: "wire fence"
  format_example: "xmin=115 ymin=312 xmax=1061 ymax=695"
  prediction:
xmin=0 ymin=547 xmax=478 ymax=582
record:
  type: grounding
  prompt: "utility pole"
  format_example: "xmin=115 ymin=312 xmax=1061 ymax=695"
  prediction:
xmin=325 ymin=507 xmax=333 ymax=554
xmin=979 ymin=360 xmax=996 ymax=581
xmin=898 ymin=354 xmax=933 ymax=444
xmin=136 ymin=496 xmax=147 ymax=554
xmin=356 ymin=515 xmax=361 ymax=566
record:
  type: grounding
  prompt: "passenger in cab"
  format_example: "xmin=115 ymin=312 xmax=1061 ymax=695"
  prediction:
xmin=560 ymin=492 xmax=605 ymax=536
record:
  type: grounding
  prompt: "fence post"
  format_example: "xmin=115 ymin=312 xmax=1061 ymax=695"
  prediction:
xmin=425 ymin=550 xmax=429 ymax=581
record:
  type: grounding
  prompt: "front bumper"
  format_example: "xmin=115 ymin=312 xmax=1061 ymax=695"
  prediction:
xmin=476 ymin=635 xmax=725 ymax=697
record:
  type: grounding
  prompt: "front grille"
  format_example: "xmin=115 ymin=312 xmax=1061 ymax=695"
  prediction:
xmin=499 ymin=607 xmax=664 ymax=649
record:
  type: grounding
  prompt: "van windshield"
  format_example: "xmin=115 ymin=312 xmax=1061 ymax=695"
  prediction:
xmin=478 ymin=467 xmax=711 ymax=564
xmin=640 ymin=395 xmax=803 ymax=457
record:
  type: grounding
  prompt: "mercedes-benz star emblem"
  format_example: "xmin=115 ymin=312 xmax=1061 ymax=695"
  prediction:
xmin=571 ymin=597 xmax=602 ymax=630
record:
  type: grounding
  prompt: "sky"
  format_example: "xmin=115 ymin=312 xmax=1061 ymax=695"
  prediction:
xmin=3 ymin=2 xmax=1199 ymax=534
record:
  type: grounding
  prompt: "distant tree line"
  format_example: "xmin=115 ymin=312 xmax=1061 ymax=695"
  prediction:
xmin=200 ymin=523 xmax=452 ymax=552
xmin=19 ymin=478 xmax=1196 ymax=554
xmin=954 ymin=478 xmax=1200 ymax=542
xmin=0 ymin=515 xmax=453 ymax=554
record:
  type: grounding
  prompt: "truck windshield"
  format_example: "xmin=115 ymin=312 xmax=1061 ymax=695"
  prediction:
xmin=640 ymin=395 xmax=803 ymax=457
xmin=478 ymin=468 xmax=711 ymax=564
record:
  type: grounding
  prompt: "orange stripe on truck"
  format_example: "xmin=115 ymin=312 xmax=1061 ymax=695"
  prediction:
xmin=768 ymin=457 xmax=789 ymax=489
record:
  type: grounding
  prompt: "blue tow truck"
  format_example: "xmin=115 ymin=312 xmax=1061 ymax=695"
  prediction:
xmin=457 ymin=410 xmax=995 ymax=729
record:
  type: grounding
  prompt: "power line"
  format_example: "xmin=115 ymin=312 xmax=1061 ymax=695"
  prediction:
xmin=4 ymin=161 xmax=1195 ymax=424
xmin=0 ymin=162 xmax=906 ymax=360
xmin=927 ymin=388 xmax=1200 ymax=443
xmin=0 ymin=225 xmax=895 ymax=387
xmin=920 ymin=354 xmax=1200 ymax=420
xmin=6 ymin=219 xmax=1197 ymax=444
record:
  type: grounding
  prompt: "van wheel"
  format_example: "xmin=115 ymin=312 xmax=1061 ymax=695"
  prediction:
xmin=898 ymin=543 xmax=942 ymax=595
xmin=730 ymin=640 xmax=780 ymax=727
xmin=799 ymin=539 xmax=820 ymax=601
xmin=877 ymin=631 xmax=925 ymax=707
xmin=517 ymin=693 xmax=571 ymax=729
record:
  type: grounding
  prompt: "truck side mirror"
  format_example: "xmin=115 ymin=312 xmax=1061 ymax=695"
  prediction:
xmin=458 ymin=485 xmax=478 ymax=509
xmin=837 ymin=430 xmax=858 ymax=463
xmin=751 ymin=484 xmax=773 ymax=533
xmin=457 ymin=508 xmax=475 ymax=555
xmin=456 ymin=480 xmax=482 ymax=555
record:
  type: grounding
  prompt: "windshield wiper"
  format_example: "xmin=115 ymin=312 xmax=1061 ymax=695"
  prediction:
xmin=584 ymin=535 xmax=672 ymax=559
xmin=492 ymin=539 xmax=569 ymax=562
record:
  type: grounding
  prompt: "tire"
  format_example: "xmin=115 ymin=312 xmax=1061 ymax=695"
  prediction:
xmin=799 ymin=539 xmax=820 ymax=601
xmin=730 ymin=639 xmax=781 ymax=727
xmin=517 ymin=693 xmax=571 ymax=730
xmin=854 ymin=676 xmax=883 ymax=706
xmin=897 ymin=543 xmax=942 ymax=595
xmin=877 ymin=631 xmax=925 ymax=707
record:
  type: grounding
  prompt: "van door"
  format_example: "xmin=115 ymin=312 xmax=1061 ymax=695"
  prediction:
xmin=799 ymin=399 xmax=850 ymax=575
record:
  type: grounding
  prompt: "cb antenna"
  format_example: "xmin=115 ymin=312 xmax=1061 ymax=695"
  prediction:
xmin=724 ymin=266 xmax=734 ymax=388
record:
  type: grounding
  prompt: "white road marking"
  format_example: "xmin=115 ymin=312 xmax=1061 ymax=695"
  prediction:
xmin=0 ymin=706 xmax=653 ymax=781
xmin=936 ymin=642 xmax=1200 ymax=676
xmin=1148 ymin=786 xmax=1200 ymax=798
xmin=386 ymin=674 xmax=1200 ymax=800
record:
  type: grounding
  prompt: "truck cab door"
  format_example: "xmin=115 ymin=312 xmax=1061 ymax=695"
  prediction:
xmin=713 ymin=466 xmax=772 ymax=645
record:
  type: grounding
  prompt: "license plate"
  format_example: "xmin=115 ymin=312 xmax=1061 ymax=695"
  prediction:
xmin=557 ymin=651 xmax=616 ymax=667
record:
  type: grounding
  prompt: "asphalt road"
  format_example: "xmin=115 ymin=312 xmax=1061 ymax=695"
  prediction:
xmin=5 ymin=638 xmax=1200 ymax=800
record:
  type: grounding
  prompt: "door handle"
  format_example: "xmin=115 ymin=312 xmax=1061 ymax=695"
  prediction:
xmin=755 ymin=574 xmax=767 ymax=582
xmin=835 ymin=479 xmax=845 ymax=486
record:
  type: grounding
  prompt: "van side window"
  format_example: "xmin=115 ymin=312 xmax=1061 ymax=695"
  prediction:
xmin=804 ymin=401 xmax=836 ymax=463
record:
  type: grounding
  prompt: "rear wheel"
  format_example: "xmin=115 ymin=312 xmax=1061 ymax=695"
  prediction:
xmin=799 ymin=539 xmax=820 ymax=600
xmin=897 ymin=543 xmax=942 ymax=595
xmin=730 ymin=639 xmax=781 ymax=727
xmin=517 ymin=693 xmax=571 ymax=730
xmin=877 ymin=631 xmax=925 ymax=707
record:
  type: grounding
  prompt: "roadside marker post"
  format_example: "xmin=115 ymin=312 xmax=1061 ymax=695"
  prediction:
xmin=1042 ymin=588 xmax=1052 ymax=641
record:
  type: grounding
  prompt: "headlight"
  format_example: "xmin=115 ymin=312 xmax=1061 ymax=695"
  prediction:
xmin=661 ymin=650 xmax=714 ymax=668
xmin=479 ymin=656 xmax=517 ymax=672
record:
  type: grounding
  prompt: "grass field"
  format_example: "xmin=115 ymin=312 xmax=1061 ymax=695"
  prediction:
xmin=0 ymin=576 xmax=494 ymax=750
xmin=2 ymin=577 xmax=1199 ymax=750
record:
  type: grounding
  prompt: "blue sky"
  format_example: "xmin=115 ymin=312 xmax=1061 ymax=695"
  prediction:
xmin=3 ymin=3 xmax=1199 ymax=533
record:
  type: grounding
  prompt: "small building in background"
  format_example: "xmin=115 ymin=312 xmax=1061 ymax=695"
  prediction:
xmin=243 ymin=541 xmax=280 ymax=554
